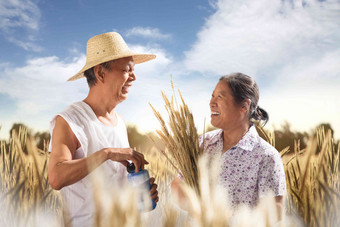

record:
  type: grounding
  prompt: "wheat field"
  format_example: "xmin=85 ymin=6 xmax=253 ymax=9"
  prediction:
xmin=0 ymin=122 xmax=339 ymax=226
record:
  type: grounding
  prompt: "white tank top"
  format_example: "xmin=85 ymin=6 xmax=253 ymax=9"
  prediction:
xmin=49 ymin=101 xmax=129 ymax=227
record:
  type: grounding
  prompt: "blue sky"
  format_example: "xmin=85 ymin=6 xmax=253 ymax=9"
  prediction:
xmin=0 ymin=0 xmax=340 ymax=139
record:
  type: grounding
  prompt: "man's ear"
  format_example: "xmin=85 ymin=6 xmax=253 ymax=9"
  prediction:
xmin=94 ymin=65 xmax=105 ymax=83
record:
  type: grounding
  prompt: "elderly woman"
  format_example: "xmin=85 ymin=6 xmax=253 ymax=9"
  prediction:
xmin=172 ymin=73 xmax=286 ymax=217
xmin=48 ymin=32 xmax=159 ymax=226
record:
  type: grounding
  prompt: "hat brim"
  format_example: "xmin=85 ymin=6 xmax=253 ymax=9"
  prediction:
xmin=67 ymin=53 xmax=156 ymax=81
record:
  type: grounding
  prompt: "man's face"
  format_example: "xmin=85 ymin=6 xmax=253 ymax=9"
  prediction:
xmin=103 ymin=57 xmax=136 ymax=103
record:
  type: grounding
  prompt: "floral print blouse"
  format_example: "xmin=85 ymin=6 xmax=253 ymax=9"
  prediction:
xmin=199 ymin=126 xmax=286 ymax=209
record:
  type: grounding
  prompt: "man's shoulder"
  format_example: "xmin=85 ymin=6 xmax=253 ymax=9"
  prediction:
xmin=57 ymin=101 xmax=92 ymax=121
xmin=61 ymin=101 xmax=84 ymax=114
xmin=51 ymin=101 xmax=86 ymax=128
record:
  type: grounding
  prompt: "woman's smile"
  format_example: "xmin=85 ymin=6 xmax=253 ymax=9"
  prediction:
xmin=211 ymin=111 xmax=220 ymax=117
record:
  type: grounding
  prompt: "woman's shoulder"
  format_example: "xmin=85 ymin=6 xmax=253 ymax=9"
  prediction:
xmin=257 ymin=137 xmax=282 ymax=161
xmin=200 ymin=129 xmax=222 ymax=140
xmin=199 ymin=129 xmax=223 ymax=146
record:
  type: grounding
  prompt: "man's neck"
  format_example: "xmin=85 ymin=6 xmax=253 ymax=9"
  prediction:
xmin=83 ymin=89 xmax=119 ymax=127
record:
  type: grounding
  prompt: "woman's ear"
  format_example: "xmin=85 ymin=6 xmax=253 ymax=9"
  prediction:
xmin=241 ymin=99 xmax=251 ymax=112
xmin=94 ymin=65 xmax=105 ymax=83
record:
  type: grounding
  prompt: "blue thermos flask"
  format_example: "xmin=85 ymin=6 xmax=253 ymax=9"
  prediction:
xmin=127 ymin=162 xmax=157 ymax=211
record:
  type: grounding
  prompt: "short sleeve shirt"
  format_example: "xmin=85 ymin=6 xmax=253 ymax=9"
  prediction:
xmin=199 ymin=126 xmax=286 ymax=209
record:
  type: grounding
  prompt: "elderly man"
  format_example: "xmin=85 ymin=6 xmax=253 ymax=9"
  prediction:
xmin=48 ymin=32 xmax=158 ymax=226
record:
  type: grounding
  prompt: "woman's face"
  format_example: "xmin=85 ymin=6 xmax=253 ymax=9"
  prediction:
xmin=210 ymin=81 xmax=244 ymax=130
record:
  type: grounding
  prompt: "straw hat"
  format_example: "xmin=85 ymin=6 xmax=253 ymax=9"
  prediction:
xmin=67 ymin=32 xmax=156 ymax=81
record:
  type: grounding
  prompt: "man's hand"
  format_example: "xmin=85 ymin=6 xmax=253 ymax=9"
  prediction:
xmin=149 ymin=177 xmax=159 ymax=203
xmin=105 ymin=148 xmax=149 ymax=173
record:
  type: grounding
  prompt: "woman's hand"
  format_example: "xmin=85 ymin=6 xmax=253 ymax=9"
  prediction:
xmin=105 ymin=148 xmax=149 ymax=172
xmin=171 ymin=177 xmax=190 ymax=210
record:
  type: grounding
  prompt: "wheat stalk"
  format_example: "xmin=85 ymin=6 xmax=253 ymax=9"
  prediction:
xmin=149 ymin=77 xmax=203 ymax=194
xmin=0 ymin=127 xmax=62 ymax=226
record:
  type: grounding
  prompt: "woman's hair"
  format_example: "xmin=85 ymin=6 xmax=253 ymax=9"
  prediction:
xmin=83 ymin=60 xmax=116 ymax=87
xmin=219 ymin=72 xmax=269 ymax=125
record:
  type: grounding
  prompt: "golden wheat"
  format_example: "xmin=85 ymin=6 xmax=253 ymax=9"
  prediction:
xmin=0 ymin=121 xmax=339 ymax=227
xmin=0 ymin=126 xmax=62 ymax=227
xmin=284 ymin=126 xmax=340 ymax=227
xmin=149 ymin=82 xmax=203 ymax=194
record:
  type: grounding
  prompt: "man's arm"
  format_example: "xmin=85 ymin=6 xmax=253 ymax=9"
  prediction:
xmin=48 ymin=116 xmax=147 ymax=190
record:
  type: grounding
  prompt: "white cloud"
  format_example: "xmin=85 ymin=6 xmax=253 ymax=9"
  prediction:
xmin=0 ymin=54 xmax=88 ymax=138
xmin=0 ymin=44 xmax=175 ymax=139
xmin=183 ymin=0 xmax=340 ymax=138
xmin=7 ymin=36 xmax=43 ymax=51
xmin=125 ymin=27 xmax=172 ymax=40
xmin=184 ymin=0 xmax=340 ymax=76
xmin=0 ymin=0 xmax=41 ymax=51
xmin=207 ymin=0 xmax=219 ymax=10
xmin=261 ymin=51 xmax=340 ymax=138
xmin=115 ymin=44 xmax=176 ymax=132
xmin=0 ymin=0 xmax=40 ymax=31
xmin=119 ymin=43 xmax=217 ymax=135
xmin=2 ymin=5 xmax=339 ymax=143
